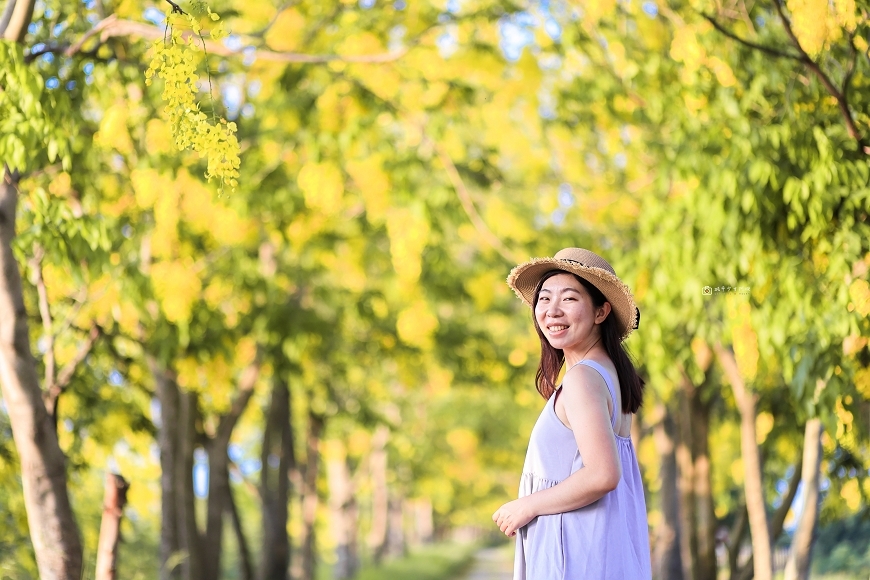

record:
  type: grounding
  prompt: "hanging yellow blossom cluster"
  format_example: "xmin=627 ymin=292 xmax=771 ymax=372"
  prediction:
xmin=144 ymin=6 xmax=240 ymax=192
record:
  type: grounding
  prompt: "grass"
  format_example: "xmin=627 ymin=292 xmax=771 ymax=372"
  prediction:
xmin=352 ymin=542 xmax=479 ymax=580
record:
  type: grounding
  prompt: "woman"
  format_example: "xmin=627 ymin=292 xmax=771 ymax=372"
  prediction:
xmin=492 ymin=248 xmax=651 ymax=579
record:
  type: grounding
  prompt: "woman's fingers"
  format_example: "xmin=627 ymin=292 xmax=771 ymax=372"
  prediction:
xmin=498 ymin=515 xmax=513 ymax=535
xmin=493 ymin=506 xmax=518 ymax=536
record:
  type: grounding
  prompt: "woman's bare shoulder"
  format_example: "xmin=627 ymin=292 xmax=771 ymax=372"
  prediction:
xmin=561 ymin=363 xmax=609 ymax=401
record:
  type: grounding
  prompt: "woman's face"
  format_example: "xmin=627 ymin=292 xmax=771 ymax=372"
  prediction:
xmin=534 ymin=273 xmax=605 ymax=353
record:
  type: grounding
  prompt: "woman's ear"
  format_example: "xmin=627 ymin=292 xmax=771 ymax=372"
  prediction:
xmin=596 ymin=302 xmax=612 ymax=324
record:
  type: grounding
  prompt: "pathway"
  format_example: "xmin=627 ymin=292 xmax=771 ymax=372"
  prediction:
xmin=456 ymin=545 xmax=514 ymax=580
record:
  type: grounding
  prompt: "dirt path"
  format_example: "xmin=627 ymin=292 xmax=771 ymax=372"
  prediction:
xmin=456 ymin=545 xmax=514 ymax=580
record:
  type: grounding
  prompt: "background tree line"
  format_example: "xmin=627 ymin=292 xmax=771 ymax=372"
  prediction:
xmin=0 ymin=0 xmax=868 ymax=580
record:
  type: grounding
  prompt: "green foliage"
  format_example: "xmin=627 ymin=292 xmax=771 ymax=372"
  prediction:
xmin=812 ymin=515 xmax=870 ymax=576
xmin=0 ymin=41 xmax=71 ymax=172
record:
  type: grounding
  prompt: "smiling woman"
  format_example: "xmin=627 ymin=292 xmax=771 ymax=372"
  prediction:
xmin=492 ymin=247 xmax=651 ymax=579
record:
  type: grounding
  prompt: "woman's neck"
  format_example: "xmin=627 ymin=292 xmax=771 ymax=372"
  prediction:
xmin=564 ymin=334 xmax=602 ymax=367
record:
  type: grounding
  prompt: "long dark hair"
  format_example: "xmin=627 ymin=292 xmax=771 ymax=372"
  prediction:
xmin=532 ymin=270 xmax=645 ymax=413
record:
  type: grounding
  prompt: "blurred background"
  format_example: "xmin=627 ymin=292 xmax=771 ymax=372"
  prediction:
xmin=0 ymin=0 xmax=869 ymax=579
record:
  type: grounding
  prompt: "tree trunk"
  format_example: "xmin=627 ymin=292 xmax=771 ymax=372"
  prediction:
xmin=227 ymin=482 xmax=254 ymax=580
xmin=690 ymin=384 xmax=717 ymax=580
xmin=783 ymin=418 xmax=823 ymax=580
xmin=368 ymin=425 xmax=390 ymax=564
xmin=203 ymin=443 xmax=229 ymax=580
xmin=95 ymin=473 xmax=130 ymax=580
xmin=0 ymin=0 xmax=35 ymax=42
xmin=0 ymin=171 xmax=83 ymax=580
xmin=299 ymin=411 xmax=324 ymax=580
xmin=260 ymin=377 xmax=293 ymax=580
xmin=151 ymin=359 xmax=182 ymax=580
xmin=716 ymin=344 xmax=772 ymax=580
xmin=672 ymin=370 xmax=717 ymax=580
xmin=386 ymin=493 xmax=406 ymax=559
xmin=176 ymin=390 xmax=202 ymax=580
xmin=735 ymin=457 xmax=803 ymax=580
xmin=327 ymin=442 xmax=359 ymax=579
xmin=151 ymin=361 xmax=194 ymax=580
xmin=652 ymin=403 xmax=683 ymax=580
xmin=675 ymin=384 xmax=698 ymax=580
xmin=728 ymin=505 xmax=749 ymax=580
xmin=203 ymin=359 xmax=259 ymax=580
xmin=407 ymin=498 xmax=433 ymax=546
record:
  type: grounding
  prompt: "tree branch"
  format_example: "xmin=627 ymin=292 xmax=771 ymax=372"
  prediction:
xmin=701 ymin=13 xmax=801 ymax=60
xmin=771 ymin=0 xmax=868 ymax=152
xmin=163 ymin=0 xmax=186 ymax=15
xmin=770 ymin=456 xmax=803 ymax=538
xmin=55 ymin=289 xmax=87 ymax=344
xmin=28 ymin=245 xmax=55 ymax=390
xmin=44 ymin=323 xmax=101 ymax=415
xmin=61 ymin=14 xmax=407 ymax=64
xmin=229 ymin=459 xmax=262 ymax=501
xmin=215 ymin=355 xmax=261 ymax=443
xmin=425 ymin=133 xmax=521 ymax=265
xmin=842 ymin=31 xmax=859 ymax=98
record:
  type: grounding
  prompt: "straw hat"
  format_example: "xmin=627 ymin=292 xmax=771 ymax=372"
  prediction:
xmin=506 ymin=248 xmax=640 ymax=341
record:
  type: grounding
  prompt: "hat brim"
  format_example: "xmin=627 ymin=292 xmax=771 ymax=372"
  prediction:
xmin=506 ymin=258 xmax=638 ymax=341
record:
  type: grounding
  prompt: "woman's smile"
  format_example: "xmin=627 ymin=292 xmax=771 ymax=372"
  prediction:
xmin=546 ymin=324 xmax=569 ymax=335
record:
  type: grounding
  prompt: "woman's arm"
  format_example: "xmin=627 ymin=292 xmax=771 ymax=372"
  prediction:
xmin=493 ymin=365 xmax=621 ymax=537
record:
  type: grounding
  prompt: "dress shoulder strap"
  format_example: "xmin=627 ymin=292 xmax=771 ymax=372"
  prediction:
xmin=568 ymin=359 xmax=619 ymax=429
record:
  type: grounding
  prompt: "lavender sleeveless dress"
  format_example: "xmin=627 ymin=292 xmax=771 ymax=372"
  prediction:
xmin=513 ymin=359 xmax=651 ymax=579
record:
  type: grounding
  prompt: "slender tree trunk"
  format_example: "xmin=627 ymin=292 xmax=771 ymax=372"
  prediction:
xmin=177 ymin=391 xmax=202 ymax=580
xmin=151 ymin=359 xmax=182 ymax=580
xmin=203 ymin=443 xmax=229 ymax=580
xmin=368 ymin=425 xmax=389 ymax=564
xmin=652 ymin=403 xmax=683 ymax=580
xmin=784 ymin=418 xmax=823 ymax=580
xmin=690 ymin=387 xmax=717 ymax=580
xmin=95 ymin=473 xmax=130 ymax=580
xmin=299 ymin=411 xmax=324 ymax=580
xmin=407 ymin=498 xmax=434 ymax=546
xmin=386 ymin=493 xmax=406 ymax=558
xmin=728 ymin=505 xmax=749 ymax=580
xmin=0 ymin=0 xmax=35 ymax=42
xmin=203 ymin=359 xmax=259 ymax=580
xmin=153 ymin=361 xmax=200 ymax=580
xmin=736 ymin=458 xmax=803 ymax=580
xmin=0 ymin=171 xmax=83 ymax=580
xmin=260 ymin=378 xmax=293 ymax=580
xmin=227 ymin=482 xmax=254 ymax=580
xmin=327 ymin=442 xmax=359 ymax=579
xmin=716 ymin=344 xmax=772 ymax=580
xmin=675 ymin=383 xmax=698 ymax=580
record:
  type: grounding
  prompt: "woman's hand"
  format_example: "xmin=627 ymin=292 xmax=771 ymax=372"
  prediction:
xmin=492 ymin=498 xmax=535 ymax=537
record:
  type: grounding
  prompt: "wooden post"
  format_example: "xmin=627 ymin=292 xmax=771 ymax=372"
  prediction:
xmin=95 ymin=473 xmax=130 ymax=580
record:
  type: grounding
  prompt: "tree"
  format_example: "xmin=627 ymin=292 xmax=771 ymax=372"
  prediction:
xmin=0 ymin=1 xmax=90 ymax=576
